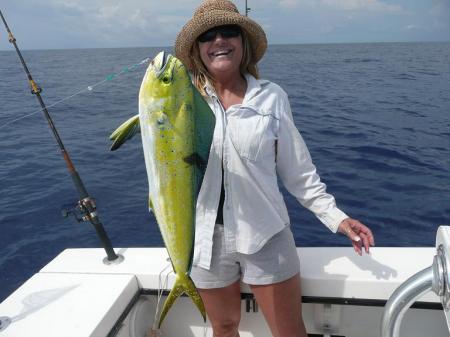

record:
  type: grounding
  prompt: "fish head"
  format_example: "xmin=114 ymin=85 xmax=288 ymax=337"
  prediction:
xmin=139 ymin=51 xmax=193 ymax=128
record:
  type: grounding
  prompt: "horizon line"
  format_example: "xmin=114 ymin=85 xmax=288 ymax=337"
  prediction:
xmin=1 ymin=39 xmax=449 ymax=52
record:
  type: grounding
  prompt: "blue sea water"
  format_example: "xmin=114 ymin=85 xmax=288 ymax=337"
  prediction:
xmin=0 ymin=42 xmax=449 ymax=302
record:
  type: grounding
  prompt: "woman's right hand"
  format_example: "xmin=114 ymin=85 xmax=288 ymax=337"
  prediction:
xmin=338 ymin=218 xmax=375 ymax=255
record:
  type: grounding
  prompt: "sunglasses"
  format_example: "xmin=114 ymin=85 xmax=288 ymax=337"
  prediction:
xmin=198 ymin=25 xmax=241 ymax=43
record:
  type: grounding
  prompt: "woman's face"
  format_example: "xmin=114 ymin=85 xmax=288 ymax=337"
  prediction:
xmin=198 ymin=25 xmax=243 ymax=79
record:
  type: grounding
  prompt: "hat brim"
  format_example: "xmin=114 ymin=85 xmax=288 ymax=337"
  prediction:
xmin=175 ymin=9 xmax=267 ymax=71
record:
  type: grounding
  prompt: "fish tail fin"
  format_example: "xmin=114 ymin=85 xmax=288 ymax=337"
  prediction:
xmin=158 ymin=273 xmax=206 ymax=328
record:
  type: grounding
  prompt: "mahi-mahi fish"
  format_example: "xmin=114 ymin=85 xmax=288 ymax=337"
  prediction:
xmin=109 ymin=51 xmax=214 ymax=327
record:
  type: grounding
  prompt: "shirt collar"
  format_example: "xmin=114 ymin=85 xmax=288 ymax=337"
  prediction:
xmin=203 ymin=73 xmax=270 ymax=104
xmin=204 ymin=82 xmax=217 ymax=99
xmin=243 ymin=73 xmax=270 ymax=104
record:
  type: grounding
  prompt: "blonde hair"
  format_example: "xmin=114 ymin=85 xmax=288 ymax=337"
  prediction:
xmin=190 ymin=29 xmax=260 ymax=96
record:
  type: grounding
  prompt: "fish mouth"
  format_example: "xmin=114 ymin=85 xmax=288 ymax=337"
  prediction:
xmin=151 ymin=51 xmax=172 ymax=78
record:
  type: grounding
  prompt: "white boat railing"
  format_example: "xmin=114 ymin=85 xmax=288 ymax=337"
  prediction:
xmin=382 ymin=226 xmax=450 ymax=337
xmin=0 ymin=316 xmax=11 ymax=331
xmin=381 ymin=266 xmax=434 ymax=337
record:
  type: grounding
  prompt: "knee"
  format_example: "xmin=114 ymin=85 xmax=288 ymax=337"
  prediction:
xmin=211 ymin=316 xmax=240 ymax=337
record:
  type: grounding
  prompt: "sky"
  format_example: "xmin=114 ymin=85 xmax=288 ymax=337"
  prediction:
xmin=0 ymin=0 xmax=449 ymax=50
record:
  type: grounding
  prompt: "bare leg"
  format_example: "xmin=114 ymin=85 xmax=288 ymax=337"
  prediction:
xmin=198 ymin=280 xmax=242 ymax=337
xmin=249 ymin=274 xmax=307 ymax=337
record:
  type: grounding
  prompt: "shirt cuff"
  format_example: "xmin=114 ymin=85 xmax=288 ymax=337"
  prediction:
xmin=317 ymin=207 xmax=349 ymax=233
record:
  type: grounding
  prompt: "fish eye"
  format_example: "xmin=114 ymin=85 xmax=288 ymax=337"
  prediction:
xmin=162 ymin=76 xmax=171 ymax=84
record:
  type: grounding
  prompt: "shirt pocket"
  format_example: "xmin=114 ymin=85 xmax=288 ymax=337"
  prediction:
xmin=227 ymin=107 xmax=277 ymax=161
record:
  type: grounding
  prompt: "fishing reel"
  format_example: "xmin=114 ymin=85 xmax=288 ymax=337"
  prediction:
xmin=61 ymin=197 xmax=98 ymax=223
xmin=61 ymin=197 xmax=122 ymax=263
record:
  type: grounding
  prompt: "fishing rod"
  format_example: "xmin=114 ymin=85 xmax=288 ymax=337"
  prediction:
xmin=0 ymin=10 xmax=120 ymax=263
xmin=245 ymin=0 xmax=250 ymax=16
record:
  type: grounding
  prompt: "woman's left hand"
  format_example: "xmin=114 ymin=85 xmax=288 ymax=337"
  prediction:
xmin=338 ymin=218 xmax=375 ymax=256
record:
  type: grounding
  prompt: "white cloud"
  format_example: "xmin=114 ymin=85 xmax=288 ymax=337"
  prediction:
xmin=43 ymin=0 xmax=198 ymax=46
xmin=96 ymin=5 xmax=120 ymax=21
xmin=276 ymin=0 xmax=403 ymax=14
xmin=320 ymin=0 xmax=402 ymax=12
xmin=403 ymin=24 xmax=418 ymax=30
xmin=1 ymin=0 xmax=446 ymax=50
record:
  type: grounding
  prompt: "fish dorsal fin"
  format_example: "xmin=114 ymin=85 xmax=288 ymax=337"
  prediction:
xmin=109 ymin=115 xmax=140 ymax=151
xmin=192 ymin=86 xmax=215 ymax=178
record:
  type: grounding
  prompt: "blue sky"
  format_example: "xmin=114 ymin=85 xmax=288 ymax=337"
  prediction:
xmin=0 ymin=0 xmax=449 ymax=50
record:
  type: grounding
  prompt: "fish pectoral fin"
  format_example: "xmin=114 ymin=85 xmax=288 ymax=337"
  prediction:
xmin=183 ymin=152 xmax=207 ymax=172
xmin=109 ymin=114 xmax=140 ymax=151
xmin=158 ymin=273 xmax=206 ymax=328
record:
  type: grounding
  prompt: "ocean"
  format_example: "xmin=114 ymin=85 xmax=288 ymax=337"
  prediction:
xmin=0 ymin=42 xmax=449 ymax=302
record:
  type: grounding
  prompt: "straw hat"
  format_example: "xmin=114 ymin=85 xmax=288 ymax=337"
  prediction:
xmin=175 ymin=0 xmax=267 ymax=71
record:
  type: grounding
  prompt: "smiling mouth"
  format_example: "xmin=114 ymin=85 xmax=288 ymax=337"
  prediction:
xmin=211 ymin=49 xmax=232 ymax=57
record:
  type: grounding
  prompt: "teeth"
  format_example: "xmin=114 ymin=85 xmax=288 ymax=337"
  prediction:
xmin=213 ymin=50 xmax=231 ymax=56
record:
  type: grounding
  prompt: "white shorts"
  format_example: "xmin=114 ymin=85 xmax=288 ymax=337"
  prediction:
xmin=191 ymin=225 xmax=300 ymax=289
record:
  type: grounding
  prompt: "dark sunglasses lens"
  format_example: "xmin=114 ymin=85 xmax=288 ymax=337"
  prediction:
xmin=198 ymin=25 xmax=241 ymax=43
xmin=221 ymin=26 xmax=240 ymax=38
xmin=198 ymin=30 xmax=217 ymax=43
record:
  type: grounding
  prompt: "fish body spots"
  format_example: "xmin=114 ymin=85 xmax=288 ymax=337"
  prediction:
xmin=138 ymin=53 xmax=208 ymax=276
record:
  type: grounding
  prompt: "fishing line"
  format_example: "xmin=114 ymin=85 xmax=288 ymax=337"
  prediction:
xmin=155 ymin=263 xmax=173 ymax=321
xmin=203 ymin=322 xmax=208 ymax=337
xmin=0 ymin=57 xmax=150 ymax=131
xmin=1 ymin=8 xmax=120 ymax=262
xmin=147 ymin=262 xmax=173 ymax=337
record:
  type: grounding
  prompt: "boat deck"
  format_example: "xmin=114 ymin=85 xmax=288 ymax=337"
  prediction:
xmin=0 ymin=247 xmax=447 ymax=337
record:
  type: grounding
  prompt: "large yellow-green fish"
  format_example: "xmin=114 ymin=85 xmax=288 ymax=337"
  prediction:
xmin=109 ymin=51 xmax=214 ymax=327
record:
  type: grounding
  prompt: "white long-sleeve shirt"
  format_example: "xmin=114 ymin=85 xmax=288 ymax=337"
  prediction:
xmin=194 ymin=74 xmax=348 ymax=269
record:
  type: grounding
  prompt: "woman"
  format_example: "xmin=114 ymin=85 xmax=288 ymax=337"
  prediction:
xmin=174 ymin=1 xmax=375 ymax=336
